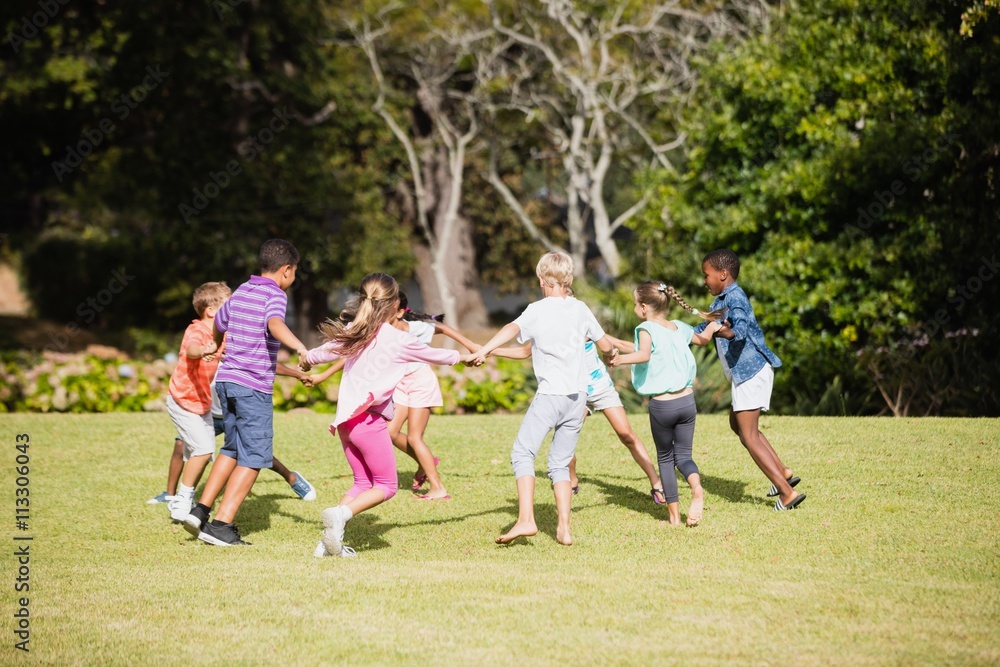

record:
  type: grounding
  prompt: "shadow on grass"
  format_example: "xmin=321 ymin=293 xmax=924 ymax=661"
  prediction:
xmin=235 ymin=493 xmax=315 ymax=537
xmin=583 ymin=477 xmax=663 ymax=519
xmin=699 ymin=473 xmax=771 ymax=507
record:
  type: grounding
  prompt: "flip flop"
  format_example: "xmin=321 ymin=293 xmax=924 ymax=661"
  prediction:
xmin=417 ymin=494 xmax=451 ymax=501
xmin=767 ymin=476 xmax=801 ymax=497
xmin=773 ymin=493 xmax=806 ymax=511
xmin=650 ymin=488 xmax=667 ymax=505
xmin=571 ymin=485 xmax=579 ymax=495
xmin=411 ymin=457 xmax=440 ymax=490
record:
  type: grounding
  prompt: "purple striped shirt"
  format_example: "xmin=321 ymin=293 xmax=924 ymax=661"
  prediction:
xmin=214 ymin=275 xmax=288 ymax=394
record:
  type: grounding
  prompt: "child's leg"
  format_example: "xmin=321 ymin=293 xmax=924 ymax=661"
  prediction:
xmin=337 ymin=415 xmax=398 ymax=515
xmin=336 ymin=435 xmax=385 ymax=513
xmin=496 ymin=476 xmax=537 ymax=544
xmin=167 ymin=438 xmax=184 ymax=495
xmin=758 ymin=431 xmax=793 ymax=480
xmin=181 ymin=453 xmax=212 ymax=488
xmin=387 ymin=406 xmax=414 ymax=457
xmin=648 ymin=400 xmax=681 ymax=525
xmin=602 ymin=406 xmax=662 ymax=490
xmin=497 ymin=396 xmax=561 ymax=543
xmin=668 ymin=396 xmax=703 ymax=526
xmin=210 ymin=382 xmax=274 ymax=524
xmin=547 ymin=394 xmax=586 ymax=546
xmin=407 ymin=408 xmax=448 ymax=498
xmin=569 ymin=455 xmax=578 ymax=490
xmin=197 ymin=454 xmax=235 ymax=508
xmin=731 ymin=408 xmax=799 ymax=504
xmin=214 ymin=466 xmax=261 ymax=523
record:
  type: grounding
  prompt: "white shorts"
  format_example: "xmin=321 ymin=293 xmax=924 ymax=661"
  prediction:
xmin=166 ymin=395 xmax=216 ymax=460
xmin=586 ymin=384 xmax=623 ymax=414
xmin=731 ymin=364 xmax=774 ymax=412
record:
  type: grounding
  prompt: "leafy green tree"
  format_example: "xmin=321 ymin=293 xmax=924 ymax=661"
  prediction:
xmin=632 ymin=0 xmax=1000 ymax=415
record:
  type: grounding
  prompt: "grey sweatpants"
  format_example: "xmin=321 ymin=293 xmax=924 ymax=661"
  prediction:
xmin=648 ymin=394 xmax=699 ymax=504
xmin=511 ymin=393 xmax=586 ymax=483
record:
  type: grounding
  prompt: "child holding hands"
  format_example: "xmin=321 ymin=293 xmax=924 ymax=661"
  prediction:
xmin=471 ymin=252 xmax=614 ymax=546
xmin=696 ymin=249 xmax=804 ymax=511
xmin=300 ymin=274 xmax=474 ymax=559
xmin=608 ymin=282 xmax=722 ymax=526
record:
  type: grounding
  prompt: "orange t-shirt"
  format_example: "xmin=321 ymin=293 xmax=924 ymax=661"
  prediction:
xmin=168 ymin=320 xmax=224 ymax=414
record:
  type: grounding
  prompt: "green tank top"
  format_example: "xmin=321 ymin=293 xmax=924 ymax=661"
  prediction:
xmin=630 ymin=320 xmax=697 ymax=396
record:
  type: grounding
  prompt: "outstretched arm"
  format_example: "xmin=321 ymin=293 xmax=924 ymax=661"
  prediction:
xmin=690 ymin=321 xmax=723 ymax=346
xmin=489 ymin=343 xmax=532 ymax=360
xmin=309 ymin=358 xmax=346 ymax=385
xmin=470 ymin=322 xmax=521 ymax=365
xmin=605 ymin=334 xmax=634 ymax=354
xmin=276 ymin=362 xmax=314 ymax=387
xmin=609 ymin=330 xmax=652 ymax=368
xmin=434 ymin=322 xmax=481 ymax=352
xmin=268 ymin=317 xmax=308 ymax=361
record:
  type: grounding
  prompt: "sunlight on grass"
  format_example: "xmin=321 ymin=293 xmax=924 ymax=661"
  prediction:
xmin=0 ymin=413 xmax=997 ymax=665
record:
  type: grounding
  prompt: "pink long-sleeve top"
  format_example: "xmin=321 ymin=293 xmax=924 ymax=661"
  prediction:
xmin=305 ymin=322 xmax=460 ymax=427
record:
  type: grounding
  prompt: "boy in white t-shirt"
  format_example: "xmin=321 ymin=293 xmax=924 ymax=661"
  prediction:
xmin=472 ymin=252 xmax=614 ymax=546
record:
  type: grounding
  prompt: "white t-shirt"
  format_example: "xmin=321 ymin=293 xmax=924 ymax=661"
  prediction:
xmin=514 ymin=297 xmax=606 ymax=395
xmin=403 ymin=320 xmax=436 ymax=374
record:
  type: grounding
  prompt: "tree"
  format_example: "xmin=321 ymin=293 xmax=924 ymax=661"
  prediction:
xmin=344 ymin=3 xmax=492 ymax=329
xmin=633 ymin=0 xmax=1000 ymax=415
xmin=479 ymin=0 xmax=772 ymax=278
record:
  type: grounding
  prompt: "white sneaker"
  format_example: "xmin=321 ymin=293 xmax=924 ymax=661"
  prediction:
xmin=340 ymin=545 xmax=357 ymax=559
xmin=168 ymin=495 xmax=193 ymax=522
xmin=320 ymin=506 xmax=347 ymax=556
xmin=313 ymin=540 xmax=331 ymax=558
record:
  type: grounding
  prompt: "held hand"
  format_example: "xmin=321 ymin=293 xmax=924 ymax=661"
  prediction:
xmin=716 ymin=320 xmax=735 ymax=339
xmin=201 ymin=340 xmax=219 ymax=360
xmin=298 ymin=350 xmax=312 ymax=372
xmin=467 ymin=351 xmax=487 ymax=367
xmin=299 ymin=374 xmax=315 ymax=388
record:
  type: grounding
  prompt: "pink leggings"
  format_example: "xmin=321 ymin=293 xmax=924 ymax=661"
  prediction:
xmin=333 ymin=412 xmax=398 ymax=501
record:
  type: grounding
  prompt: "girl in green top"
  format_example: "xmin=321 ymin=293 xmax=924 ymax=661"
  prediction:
xmin=609 ymin=282 xmax=722 ymax=526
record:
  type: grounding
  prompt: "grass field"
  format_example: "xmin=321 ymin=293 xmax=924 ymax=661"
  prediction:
xmin=0 ymin=412 xmax=997 ymax=666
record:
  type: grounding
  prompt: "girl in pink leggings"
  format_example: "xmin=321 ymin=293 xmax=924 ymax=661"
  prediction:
xmin=300 ymin=273 xmax=473 ymax=559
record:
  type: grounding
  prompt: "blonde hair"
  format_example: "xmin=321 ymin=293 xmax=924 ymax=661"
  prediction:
xmin=634 ymin=281 xmax=725 ymax=320
xmin=318 ymin=273 xmax=399 ymax=357
xmin=192 ymin=282 xmax=231 ymax=317
xmin=536 ymin=251 xmax=574 ymax=288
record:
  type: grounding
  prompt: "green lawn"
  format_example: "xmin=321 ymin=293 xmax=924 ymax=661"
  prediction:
xmin=0 ymin=413 xmax=997 ymax=666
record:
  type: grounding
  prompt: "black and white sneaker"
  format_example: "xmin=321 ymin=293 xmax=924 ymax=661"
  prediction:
xmin=182 ymin=504 xmax=210 ymax=537
xmin=197 ymin=521 xmax=251 ymax=546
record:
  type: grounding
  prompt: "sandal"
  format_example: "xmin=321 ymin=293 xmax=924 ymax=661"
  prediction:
xmin=650 ymin=487 xmax=667 ymax=505
xmin=411 ymin=457 xmax=440 ymax=490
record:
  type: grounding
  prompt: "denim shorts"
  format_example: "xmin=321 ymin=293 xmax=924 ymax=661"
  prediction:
xmin=215 ymin=381 xmax=274 ymax=469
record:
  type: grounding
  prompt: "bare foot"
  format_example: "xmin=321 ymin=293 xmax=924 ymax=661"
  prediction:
xmin=686 ymin=494 xmax=704 ymax=527
xmin=418 ymin=489 xmax=450 ymax=500
xmin=556 ymin=524 xmax=573 ymax=546
xmin=496 ymin=521 xmax=537 ymax=544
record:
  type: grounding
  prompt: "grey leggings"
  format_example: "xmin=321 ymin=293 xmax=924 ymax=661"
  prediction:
xmin=647 ymin=394 xmax=699 ymax=504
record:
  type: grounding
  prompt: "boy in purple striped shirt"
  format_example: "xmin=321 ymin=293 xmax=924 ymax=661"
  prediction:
xmin=182 ymin=239 xmax=310 ymax=546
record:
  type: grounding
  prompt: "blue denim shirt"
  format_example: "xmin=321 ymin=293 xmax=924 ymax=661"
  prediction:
xmin=694 ymin=282 xmax=781 ymax=385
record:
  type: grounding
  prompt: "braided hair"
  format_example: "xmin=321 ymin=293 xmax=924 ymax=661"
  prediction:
xmin=634 ymin=281 xmax=726 ymax=321
xmin=398 ymin=291 xmax=444 ymax=323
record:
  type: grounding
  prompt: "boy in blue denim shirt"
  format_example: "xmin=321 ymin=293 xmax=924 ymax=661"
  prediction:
xmin=694 ymin=249 xmax=805 ymax=511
